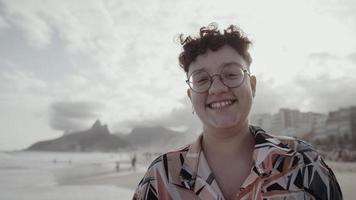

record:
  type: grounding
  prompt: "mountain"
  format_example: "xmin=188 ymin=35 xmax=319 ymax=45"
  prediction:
xmin=27 ymin=120 xmax=130 ymax=152
xmin=123 ymin=126 xmax=188 ymax=151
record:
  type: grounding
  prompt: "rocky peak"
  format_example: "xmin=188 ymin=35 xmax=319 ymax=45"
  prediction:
xmin=92 ymin=119 xmax=102 ymax=128
xmin=90 ymin=119 xmax=109 ymax=134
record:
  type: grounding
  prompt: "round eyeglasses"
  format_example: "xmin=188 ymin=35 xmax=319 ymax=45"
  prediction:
xmin=186 ymin=64 xmax=250 ymax=93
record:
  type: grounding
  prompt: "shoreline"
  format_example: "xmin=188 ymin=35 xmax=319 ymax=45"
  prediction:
xmin=55 ymin=163 xmax=147 ymax=190
xmin=57 ymin=168 xmax=145 ymax=190
xmin=56 ymin=160 xmax=356 ymax=199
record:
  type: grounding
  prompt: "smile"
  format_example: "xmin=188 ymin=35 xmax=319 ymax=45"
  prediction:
xmin=207 ymin=100 xmax=237 ymax=109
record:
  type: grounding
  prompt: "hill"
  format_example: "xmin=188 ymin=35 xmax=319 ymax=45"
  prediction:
xmin=123 ymin=126 xmax=188 ymax=151
xmin=27 ymin=120 xmax=130 ymax=152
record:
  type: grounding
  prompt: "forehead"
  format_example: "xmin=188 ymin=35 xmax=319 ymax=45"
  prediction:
xmin=188 ymin=45 xmax=247 ymax=75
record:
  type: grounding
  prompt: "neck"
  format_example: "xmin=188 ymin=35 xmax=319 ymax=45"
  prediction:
xmin=202 ymin=122 xmax=255 ymax=159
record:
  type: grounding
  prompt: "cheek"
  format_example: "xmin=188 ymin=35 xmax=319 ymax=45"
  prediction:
xmin=234 ymin=87 xmax=254 ymax=107
xmin=191 ymin=94 xmax=206 ymax=109
xmin=240 ymin=89 xmax=253 ymax=100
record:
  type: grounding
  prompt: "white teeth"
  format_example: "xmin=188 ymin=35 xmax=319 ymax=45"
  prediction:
xmin=209 ymin=100 xmax=233 ymax=109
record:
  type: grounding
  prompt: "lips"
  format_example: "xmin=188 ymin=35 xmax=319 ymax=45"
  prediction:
xmin=207 ymin=99 xmax=237 ymax=109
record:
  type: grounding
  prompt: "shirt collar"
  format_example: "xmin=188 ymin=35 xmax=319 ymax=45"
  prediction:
xmin=176 ymin=134 xmax=225 ymax=198
xmin=241 ymin=126 xmax=297 ymax=190
xmin=171 ymin=125 xmax=297 ymax=193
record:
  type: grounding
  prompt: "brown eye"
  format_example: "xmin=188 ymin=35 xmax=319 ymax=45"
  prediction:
xmin=191 ymin=71 xmax=210 ymax=85
xmin=196 ymin=77 xmax=209 ymax=84
xmin=224 ymin=73 xmax=240 ymax=79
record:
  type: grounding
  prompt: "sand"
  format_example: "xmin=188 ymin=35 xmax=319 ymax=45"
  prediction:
xmin=327 ymin=161 xmax=356 ymax=200
xmin=58 ymin=161 xmax=356 ymax=199
xmin=58 ymin=169 xmax=144 ymax=190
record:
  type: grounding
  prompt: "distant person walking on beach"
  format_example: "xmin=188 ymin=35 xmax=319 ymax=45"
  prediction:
xmin=133 ymin=23 xmax=343 ymax=200
xmin=115 ymin=161 xmax=120 ymax=172
xmin=131 ymin=154 xmax=137 ymax=171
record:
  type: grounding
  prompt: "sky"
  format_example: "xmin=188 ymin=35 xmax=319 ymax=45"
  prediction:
xmin=0 ymin=0 xmax=355 ymax=151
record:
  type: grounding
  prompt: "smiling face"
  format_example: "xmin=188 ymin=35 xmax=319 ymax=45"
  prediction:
xmin=187 ymin=45 xmax=256 ymax=131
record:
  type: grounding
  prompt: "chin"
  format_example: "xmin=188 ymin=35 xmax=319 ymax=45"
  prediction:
xmin=210 ymin=119 xmax=239 ymax=129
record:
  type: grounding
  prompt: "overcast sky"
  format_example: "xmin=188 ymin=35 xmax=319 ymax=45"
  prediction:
xmin=0 ymin=0 xmax=355 ymax=151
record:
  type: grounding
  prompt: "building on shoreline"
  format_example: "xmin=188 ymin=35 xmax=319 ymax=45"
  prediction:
xmin=324 ymin=106 xmax=356 ymax=146
xmin=251 ymin=108 xmax=327 ymax=137
xmin=251 ymin=106 xmax=356 ymax=148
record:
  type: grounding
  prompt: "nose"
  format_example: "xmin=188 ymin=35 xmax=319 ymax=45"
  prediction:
xmin=208 ymin=75 xmax=229 ymax=95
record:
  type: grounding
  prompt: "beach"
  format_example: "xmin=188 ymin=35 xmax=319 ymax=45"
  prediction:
xmin=56 ymin=160 xmax=356 ymax=199
xmin=1 ymin=151 xmax=355 ymax=200
xmin=56 ymin=158 xmax=356 ymax=199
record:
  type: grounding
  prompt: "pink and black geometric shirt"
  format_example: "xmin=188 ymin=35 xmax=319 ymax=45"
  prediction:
xmin=133 ymin=126 xmax=343 ymax=200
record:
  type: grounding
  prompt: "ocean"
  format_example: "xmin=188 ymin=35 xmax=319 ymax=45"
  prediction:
xmin=0 ymin=151 xmax=136 ymax=200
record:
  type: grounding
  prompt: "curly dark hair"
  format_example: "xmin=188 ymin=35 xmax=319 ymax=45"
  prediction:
xmin=178 ymin=23 xmax=252 ymax=73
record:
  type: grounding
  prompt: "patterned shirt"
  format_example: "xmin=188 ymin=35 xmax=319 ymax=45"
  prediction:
xmin=133 ymin=126 xmax=343 ymax=200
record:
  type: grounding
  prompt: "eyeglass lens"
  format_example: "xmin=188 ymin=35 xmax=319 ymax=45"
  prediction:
xmin=188 ymin=65 xmax=245 ymax=92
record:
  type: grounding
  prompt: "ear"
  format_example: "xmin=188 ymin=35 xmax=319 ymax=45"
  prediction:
xmin=187 ymin=89 xmax=192 ymax=100
xmin=250 ymin=75 xmax=257 ymax=97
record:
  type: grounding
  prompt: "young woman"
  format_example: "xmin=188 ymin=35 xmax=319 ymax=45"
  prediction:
xmin=133 ymin=24 xmax=343 ymax=200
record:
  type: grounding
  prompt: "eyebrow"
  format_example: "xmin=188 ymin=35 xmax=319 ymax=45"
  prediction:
xmin=219 ymin=62 xmax=244 ymax=69
xmin=188 ymin=61 xmax=245 ymax=77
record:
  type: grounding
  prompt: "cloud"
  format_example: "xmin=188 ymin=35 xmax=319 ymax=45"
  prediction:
xmin=0 ymin=15 xmax=9 ymax=29
xmin=251 ymin=75 xmax=288 ymax=114
xmin=49 ymin=101 xmax=103 ymax=132
xmin=252 ymin=62 xmax=356 ymax=114
xmin=282 ymin=51 xmax=356 ymax=112
xmin=347 ymin=52 xmax=356 ymax=63
xmin=0 ymin=68 xmax=48 ymax=95
xmin=0 ymin=0 xmax=53 ymax=48
xmin=294 ymin=74 xmax=356 ymax=112
xmin=316 ymin=0 xmax=356 ymax=23
xmin=306 ymin=51 xmax=356 ymax=78
xmin=113 ymin=97 xmax=202 ymax=134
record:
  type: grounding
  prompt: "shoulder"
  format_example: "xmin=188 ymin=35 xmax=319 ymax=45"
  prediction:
xmin=251 ymin=125 xmax=320 ymax=162
xmin=266 ymin=133 xmax=343 ymax=199
xmin=133 ymin=145 xmax=190 ymax=199
xmin=274 ymin=134 xmax=319 ymax=159
xmin=267 ymin=133 xmax=327 ymax=170
xmin=146 ymin=144 xmax=190 ymax=173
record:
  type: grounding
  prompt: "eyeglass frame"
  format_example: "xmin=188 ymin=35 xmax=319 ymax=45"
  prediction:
xmin=185 ymin=63 xmax=250 ymax=93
